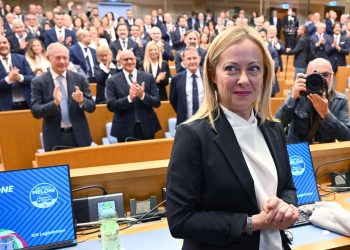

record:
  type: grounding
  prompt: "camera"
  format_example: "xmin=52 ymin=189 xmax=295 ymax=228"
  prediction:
xmin=300 ymin=73 xmax=327 ymax=96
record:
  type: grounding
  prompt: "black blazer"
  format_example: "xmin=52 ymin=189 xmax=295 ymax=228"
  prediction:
xmin=31 ymin=70 xmax=96 ymax=151
xmin=106 ymin=70 xmax=161 ymax=139
xmin=94 ymin=64 xmax=118 ymax=104
xmin=269 ymin=17 xmax=282 ymax=38
xmin=286 ymin=35 xmax=309 ymax=68
xmin=7 ymin=33 xmax=35 ymax=54
xmin=109 ymin=39 xmax=142 ymax=63
xmin=167 ymin=111 xmax=297 ymax=250
xmin=140 ymin=60 xmax=171 ymax=101
xmin=0 ymin=53 xmax=34 ymax=110
xmin=325 ymin=35 xmax=350 ymax=72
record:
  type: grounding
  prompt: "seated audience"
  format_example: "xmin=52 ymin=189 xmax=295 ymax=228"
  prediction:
xmin=276 ymin=58 xmax=350 ymax=143
xmin=140 ymin=41 xmax=171 ymax=101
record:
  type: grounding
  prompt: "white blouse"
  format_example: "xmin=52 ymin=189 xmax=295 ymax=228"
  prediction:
xmin=221 ymin=105 xmax=282 ymax=250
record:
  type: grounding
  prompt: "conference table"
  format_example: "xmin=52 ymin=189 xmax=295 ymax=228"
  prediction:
xmin=71 ymin=192 xmax=350 ymax=250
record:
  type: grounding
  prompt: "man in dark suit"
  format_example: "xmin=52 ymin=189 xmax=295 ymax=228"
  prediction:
xmin=6 ymin=20 xmax=34 ymax=55
xmin=109 ymin=23 xmax=142 ymax=64
xmin=69 ymin=29 xmax=98 ymax=83
xmin=3 ymin=13 xmax=15 ymax=36
xmin=31 ymin=42 xmax=96 ymax=151
xmin=325 ymin=10 xmax=337 ymax=36
xmin=44 ymin=12 xmax=77 ymax=48
xmin=175 ymin=30 xmax=206 ymax=73
xmin=310 ymin=22 xmax=331 ymax=59
xmin=106 ymin=50 xmax=161 ymax=142
xmin=149 ymin=26 xmax=174 ymax=61
xmin=283 ymin=8 xmax=298 ymax=48
xmin=325 ymin=22 xmax=350 ymax=73
xmin=269 ymin=9 xmax=282 ymax=39
xmin=187 ymin=11 xmax=198 ymax=31
xmin=170 ymin=47 xmax=203 ymax=125
xmin=267 ymin=25 xmax=286 ymax=71
xmin=171 ymin=16 xmax=187 ymax=51
xmin=25 ymin=14 xmax=45 ymax=43
xmin=0 ymin=35 xmax=34 ymax=111
xmin=125 ymin=9 xmax=136 ymax=27
xmin=286 ymin=25 xmax=310 ymax=79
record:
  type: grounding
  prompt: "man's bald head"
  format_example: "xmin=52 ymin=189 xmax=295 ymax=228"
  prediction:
xmin=307 ymin=58 xmax=334 ymax=90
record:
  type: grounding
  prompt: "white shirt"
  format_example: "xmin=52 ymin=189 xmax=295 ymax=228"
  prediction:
xmin=123 ymin=69 xmax=137 ymax=86
xmin=151 ymin=62 xmax=158 ymax=78
xmin=185 ymin=69 xmax=204 ymax=118
xmin=1 ymin=55 xmax=25 ymax=102
xmin=50 ymin=68 xmax=72 ymax=128
xmin=119 ymin=38 xmax=128 ymax=50
xmin=334 ymin=34 xmax=340 ymax=46
xmin=55 ymin=26 xmax=65 ymax=41
xmin=221 ymin=106 xmax=282 ymax=250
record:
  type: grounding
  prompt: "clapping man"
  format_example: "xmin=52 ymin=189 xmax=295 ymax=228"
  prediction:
xmin=31 ymin=42 xmax=95 ymax=151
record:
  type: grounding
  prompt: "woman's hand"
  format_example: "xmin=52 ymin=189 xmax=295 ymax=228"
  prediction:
xmin=263 ymin=197 xmax=299 ymax=230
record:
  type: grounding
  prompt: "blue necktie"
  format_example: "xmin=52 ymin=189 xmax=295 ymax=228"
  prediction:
xmin=57 ymin=75 xmax=71 ymax=125
xmin=192 ymin=74 xmax=199 ymax=114
xmin=84 ymin=47 xmax=93 ymax=77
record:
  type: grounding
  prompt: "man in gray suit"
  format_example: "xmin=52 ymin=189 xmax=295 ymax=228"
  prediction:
xmin=31 ymin=42 xmax=96 ymax=151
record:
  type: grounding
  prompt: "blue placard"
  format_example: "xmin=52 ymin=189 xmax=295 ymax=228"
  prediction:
xmin=0 ymin=165 xmax=76 ymax=249
xmin=287 ymin=142 xmax=320 ymax=205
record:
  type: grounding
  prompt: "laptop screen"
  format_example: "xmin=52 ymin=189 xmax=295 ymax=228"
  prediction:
xmin=286 ymin=142 xmax=320 ymax=206
xmin=0 ymin=165 xmax=77 ymax=249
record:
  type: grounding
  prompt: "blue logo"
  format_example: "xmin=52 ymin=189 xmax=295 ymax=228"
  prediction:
xmin=29 ymin=183 xmax=58 ymax=209
xmin=289 ymin=155 xmax=305 ymax=176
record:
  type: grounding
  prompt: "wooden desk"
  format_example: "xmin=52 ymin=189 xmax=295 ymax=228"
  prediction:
xmin=70 ymin=159 xmax=169 ymax=211
xmin=0 ymin=102 xmax=175 ymax=171
xmin=76 ymin=193 xmax=350 ymax=250
xmin=335 ymin=66 xmax=350 ymax=94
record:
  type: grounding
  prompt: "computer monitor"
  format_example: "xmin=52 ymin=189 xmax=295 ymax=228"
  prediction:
xmin=286 ymin=142 xmax=321 ymax=206
xmin=0 ymin=165 xmax=77 ymax=249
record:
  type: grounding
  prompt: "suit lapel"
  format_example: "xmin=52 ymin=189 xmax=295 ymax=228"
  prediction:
xmin=66 ymin=71 xmax=75 ymax=107
xmin=46 ymin=71 xmax=55 ymax=96
xmin=213 ymin=111 xmax=258 ymax=208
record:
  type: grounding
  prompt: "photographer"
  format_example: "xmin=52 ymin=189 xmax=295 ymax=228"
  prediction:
xmin=276 ymin=58 xmax=350 ymax=143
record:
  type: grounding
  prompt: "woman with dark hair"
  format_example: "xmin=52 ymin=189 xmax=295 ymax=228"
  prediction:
xmin=73 ymin=17 xmax=84 ymax=31
xmin=207 ymin=20 xmax=217 ymax=43
xmin=4 ymin=3 xmax=12 ymax=15
xmin=117 ymin=16 xmax=126 ymax=25
xmin=25 ymin=38 xmax=50 ymax=76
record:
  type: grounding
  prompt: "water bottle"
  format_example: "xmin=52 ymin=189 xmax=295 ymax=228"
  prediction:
xmin=99 ymin=203 xmax=121 ymax=250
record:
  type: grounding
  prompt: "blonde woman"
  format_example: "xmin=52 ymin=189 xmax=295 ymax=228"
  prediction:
xmin=140 ymin=41 xmax=171 ymax=100
xmin=167 ymin=25 xmax=298 ymax=250
xmin=94 ymin=45 xmax=117 ymax=104
xmin=25 ymin=39 xmax=50 ymax=76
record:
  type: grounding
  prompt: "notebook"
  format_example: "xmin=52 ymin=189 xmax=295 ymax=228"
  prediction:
xmin=0 ymin=165 xmax=77 ymax=249
xmin=287 ymin=142 xmax=321 ymax=227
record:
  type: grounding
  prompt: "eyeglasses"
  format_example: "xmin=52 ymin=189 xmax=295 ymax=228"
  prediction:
xmin=319 ymin=72 xmax=333 ymax=78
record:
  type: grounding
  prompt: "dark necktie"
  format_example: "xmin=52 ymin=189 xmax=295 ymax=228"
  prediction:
xmin=84 ymin=47 xmax=93 ymax=78
xmin=122 ymin=40 xmax=126 ymax=50
xmin=192 ymin=74 xmax=199 ymax=114
xmin=128 ymin=73 xmax=139 ymax=123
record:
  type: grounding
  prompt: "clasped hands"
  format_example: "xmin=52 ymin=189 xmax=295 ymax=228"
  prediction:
xmin=253 ymin=197 xmax=299 ymax=231
xmin=129 ymin=81 xmax=145 ymax=101
xmin=8 ymin=67 xmax=21 ymax=82
xmin=54 ymin=85 xmax=84 ymax=106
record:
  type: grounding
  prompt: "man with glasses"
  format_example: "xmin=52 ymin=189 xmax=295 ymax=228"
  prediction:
xmin=276 ymin=58 xmax=350 ymax=143
xmin=106 ymin=50 xmax=161 ymax=142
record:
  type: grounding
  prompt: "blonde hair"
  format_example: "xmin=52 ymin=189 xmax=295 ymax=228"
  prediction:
xmin=186 ymin=25 xmax=274 ymax=128
xmin=143 ymin=41 xmax=163 ymax=72
xmin=96 ymin=44 xmax=112 ymax=61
